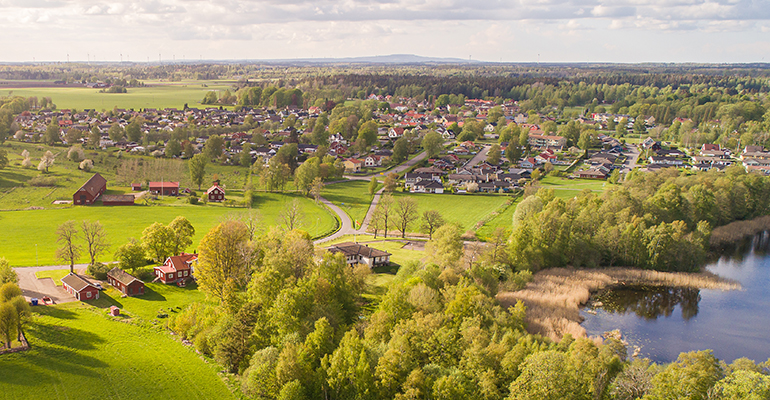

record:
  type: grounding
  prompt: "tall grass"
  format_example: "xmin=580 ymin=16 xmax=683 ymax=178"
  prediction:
xmin=710 ymin=215 xmax=770 ymax=248
xmin=497 ymin=267 xmax=739 ymax=342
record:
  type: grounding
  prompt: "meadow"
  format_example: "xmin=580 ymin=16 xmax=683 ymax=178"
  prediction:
xmin=321 ymin=180 xmax=379 ymax=228
xmin=0 ymin=192 xmax=337 ymax=267
xmin=1 ymin=80 xmax=237 ymax=111
xmin=391 ymin=191 xmax=510 ymax=233
xmin=0 ymin=303 xmax=235 ymax=400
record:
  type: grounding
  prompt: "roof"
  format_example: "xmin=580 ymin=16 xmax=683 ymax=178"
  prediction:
xmin=163 ymin=253 xmax=198 ymax=271
xmin=206 ymin=185 xmax=225 ymax=195
xmin=328 ymin=242 xmax=391 ymax=259
xmin=76 ymin=173 xmax=107 ymax=198
xmin=107 ymin=267 xmax=142 ymax=287
xmin=148 ymin=181 xmax=180 ymax=188
xmin=61 ymin=273 xmax=96 ymax=292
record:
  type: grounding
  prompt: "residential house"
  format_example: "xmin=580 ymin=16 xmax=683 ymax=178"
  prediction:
xmin=343 ymin=158 xmax=363 ymax=173
xmin=364 ymin=155 xmax=383 ymax=167
xmin=649 ymin=156 xmax=684 ymax=166
xmin=154 ymin=253 xmax=198 ymax=284
xmin=327 ymin=242 xmax=391 ymax=267
xmin=73 ymin=173 xmax=107 ymax=205
xmin=149 ymin=181 xmax=180 ymax=196
xmin=412 ymin=180 xmax=444 ymax=194
xmin=61 ymin=273 xmax=100 ymax=301
xmin=528 ymin=134 xmax=567 ymax=149
xmin=107 ymin=267 xmax=145 ymax=296
xmin=207 ymin=185 xmax=226 ymax=202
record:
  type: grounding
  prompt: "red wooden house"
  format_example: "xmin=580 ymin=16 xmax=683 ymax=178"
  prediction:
xmin=61 ymin=273 xmax=100 ymax=301
xmin=148 ymin=181 xmax=179 ymax=196
xmin=206 ymin=185 xmax=225 ymax=202
xmin=154 ymin=253 xmax=197 ymax=284
xmin=73 ymin=173 xmax=107 ymax=205
xmin=107 ymin=267 xmax=145 ymax=296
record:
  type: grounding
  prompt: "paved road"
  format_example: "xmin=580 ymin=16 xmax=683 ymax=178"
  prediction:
xmin=314 ymin=197 xmax=356 ymax=244
xmin=13 ymin=265 xmax=88 ymax=304
xmin=623 ymin=144 xmax=641 ymax=172
xmin=464 ymin=144 xmax=491 ymax=169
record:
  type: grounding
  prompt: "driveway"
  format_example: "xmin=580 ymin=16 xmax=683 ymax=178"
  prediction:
xmin=464 ymin=144 xmax=491 ymax=169
xmin=13 ymin=265 xmax=88 ymax=304
xmin=623 ymin=144 xmax=641 ymax=172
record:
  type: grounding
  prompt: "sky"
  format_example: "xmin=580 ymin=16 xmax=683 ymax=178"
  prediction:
xmin=0 ymin=0 xmax=769 ymax=63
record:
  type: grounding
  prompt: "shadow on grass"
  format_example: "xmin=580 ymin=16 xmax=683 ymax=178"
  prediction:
xmin=251 ymin=195 xmax=280 ymax=208
xmin=33 ymin=306 xmax=78 ymax=320
xmin=133 ymin=285 xmax=167 ymax=302
xmin=26 ymin=320 xmax=106 ymax=352
xmin=372 ymin=263 xmax=400 ymax=275
xmin=84 ymin=293 xmax=124 ymax=310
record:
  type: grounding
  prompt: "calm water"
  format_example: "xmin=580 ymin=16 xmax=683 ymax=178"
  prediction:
xmin=580 ymin=234 xmax=770 ymax=363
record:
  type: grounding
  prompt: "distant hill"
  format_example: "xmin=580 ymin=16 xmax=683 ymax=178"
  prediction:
xmin=247 ymin=54 xmax=479 ymax=65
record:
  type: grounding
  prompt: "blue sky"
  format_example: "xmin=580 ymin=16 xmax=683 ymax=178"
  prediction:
xmin=1 ymin=0 xmax=768 ymax=63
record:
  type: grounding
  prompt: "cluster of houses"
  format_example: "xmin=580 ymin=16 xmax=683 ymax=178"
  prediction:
xmin=72 ymin=173 xmax=228 ymax=205
xmin=404 ymin=165 xmax=532 ymax=194
xmin=640 ymin=138 xmax=770 ymax=175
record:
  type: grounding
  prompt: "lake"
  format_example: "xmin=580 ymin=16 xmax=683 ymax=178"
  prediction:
xmin=580 ymin=233 xmax=770 ymax=363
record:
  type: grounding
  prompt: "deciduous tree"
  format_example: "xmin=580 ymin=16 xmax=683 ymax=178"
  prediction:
xmin=420 ymin=210 xmax=445 ymax=240
xmin=189 ymin=153 xmax=207 ymax=190
xmin=141 ymin=222 xmax=174 ymax=263
xmin=56 ymin=220 xmax=81 ymax=273
xmin=425 ymin=224 xmax=463 ymax=267
xmin=422 ymin=131 xmax=443 ymax=158
xmin=196 ymin=220 xmax=252 ymax=309
xmin=394 ymin=196 xmax=419 ymax=238
xmin=114 ymin=238 xmax=146 ymax=273
xmin=81 ymin=220 xmax=109 ymax=266
xmin=168 ymin=216 xmax=195 ymax=256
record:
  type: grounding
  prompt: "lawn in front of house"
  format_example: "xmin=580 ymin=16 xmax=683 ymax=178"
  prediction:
xmin=34 ymin=269 xmax=70 ymax=286
xmin=0 ymin=302 xmax=236 ymax=400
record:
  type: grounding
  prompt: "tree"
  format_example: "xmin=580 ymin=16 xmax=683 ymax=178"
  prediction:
xmin=0 ymin=149 xmax=7 ymax=170
xmin=202 ymin=91 xmax=218 ymax=104
xmin=189 ymin=153 xmax=207 ymax=190
xmin=294 ymin=158 xmax=320 ymax=195
xmin=266 ymin=158 xmax=291 ymax=192
xmin=240 ymin=143 xmax=252 ymax=167
xmin=108 ymin=123 xmax=124 ymax=142
xmin=114 ymin=238 xmax=146 ymax=273
xmin=0 ymin=258 xmax=18 ymax=285
xmin=67 ymin=145 xmax=84 ymax=162
xmin=375 ymin=194 xmax=394 ymax=238
xmin=646 ymin=350 xmax=723 ymax=400
xmin=425 ymin=224 xmax=463 ymax=267
xmin=383 ymin=173 xmax=397 ymax=193
xmin=487 ymin=144 xmax=502 ymax=165
xmin=44 ymin=117 xmax=60 ymax=144
xmin=126 ymin=119 xmax=142 ymax=142
xmin=196 ymin=220 xmax=252 ymax=309
xmin=633 ymin=117 xmax=647 ymax=136
xmin=64 ymin=128 xmax=81 ymax=145
xmin=393 ymin=137 xmax=408 ymax=164
xmin=88 ymin=126 xmax=101 ymax=148
xmin=578 ymin=130 xmax=595 ymax=150
xmin=357 ymin=120 xmax=378 ymax=147
xmin=420 ymin=210 xmax=445 ymax=240
xmin=183 ymin=141 xmax=195 ymax=158
xmin=422 ymin=131 xmax=444 ymax=158
xmin=56 ymin=221 xmax=81 ymax=273
xmin=0 ymin=302 xmax=17 ymax=349
xmin=165 ymin=138 xmax=181 ymax=158
xmin=169 ymin=216 xmax=195 ymax=256
xmin=81 ymin=220 xmax=109 ymax=266
xmin=394 ymin=196 xmax=419 ymax=238
xmin=281 ymin=199 xmax=305 ymax=231
xmin=10 ymin=295 xmax=30 ymax=343
xmin=310 ymin=177 xmax=324 ymax=204
xmin=141 ymin=222 xmax=174 ymax=263
xmin=38 ymin=150 xmax=55 ymax=172
xmin=204 ymin=134 xmax=225 ymax=159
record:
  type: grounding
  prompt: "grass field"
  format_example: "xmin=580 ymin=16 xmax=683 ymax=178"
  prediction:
xmin=2 ymin=80 xmax=237 ymax=111
xmin=89 ymin=280 xmax=208 ymax=323
xmin=475 ymin=197 xmax=520 ymax=239
xmin=34 ymin=269 xmax=69 ymax=286
xmin=321 ymin=180 xmax=378 ymax=228
xmin=0 ymin=303 xmax=235 ymax=400
xmin=391 ymin=192 xmax=510 ymax=233
xmin=1 ymin=192 xmax=336 ymax=266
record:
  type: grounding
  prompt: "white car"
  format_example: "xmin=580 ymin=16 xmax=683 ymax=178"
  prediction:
xmin=92 ymin=282 xmax=103 ymax=290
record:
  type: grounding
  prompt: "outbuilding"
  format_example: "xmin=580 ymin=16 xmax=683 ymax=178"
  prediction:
xmin=107 ymin=267 xmax=145 ymax=296
xmin=148 ymin=181 xmax=180 ymax=196
xmin=61 ymin=273 xmax=100 ymax=301
xmin=73 ymin=173 xmax=107 ymax=205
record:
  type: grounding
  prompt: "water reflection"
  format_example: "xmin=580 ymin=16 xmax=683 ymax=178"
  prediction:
xmin=592 ymin=286 xmax=701 ymax=321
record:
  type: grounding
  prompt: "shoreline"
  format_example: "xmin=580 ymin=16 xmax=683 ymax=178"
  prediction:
xmin=496 ymin=267 xmax=740 ymax=342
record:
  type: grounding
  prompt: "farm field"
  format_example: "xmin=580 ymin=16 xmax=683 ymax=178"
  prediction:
xmin=321 ymin=180 xmax=378 ymax=228
xmin=0 ymin=80 xmax=237 ymax=111
xmin=0 ymin=303 xmax=235 ymax=400
xmin=391 ymin=192 xmax=510 ymax=233
xmin=0 ymin=192 xmax=337 ymax=266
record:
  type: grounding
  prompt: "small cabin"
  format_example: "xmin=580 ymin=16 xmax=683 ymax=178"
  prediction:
xmin=61 ymin=273 xmax=100 ymax=301
xmin=206 ymin=185 xmax=225 ymax=202
xmin=107 ymin=267 xmax=145 ymax=296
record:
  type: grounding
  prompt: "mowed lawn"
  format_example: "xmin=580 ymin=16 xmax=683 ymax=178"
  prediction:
xmin=322 ymin=180 xmax=378 ymax=228
xmin=0 ymin=303 xmax=235 ymax=400
xmin=391 ymin=192 xmax=509 ymax=233
xmin=2 ymin=80 xmax=237 ymax=111
xmin=89 ymin=280 xmax=208 ymax=322
xmin=0 ymin=192 xmax=336 ymax=266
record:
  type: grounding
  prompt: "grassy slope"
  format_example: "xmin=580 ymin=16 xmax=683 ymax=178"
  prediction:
xmin=391 ymin=192 xmax=509 ymax=233
xmin=1 ymin=193 xmax=336 ymax=266
xmin=321 ymin=180 xmax=378 ymax=228
xmin=89 ymin=280 xmax=208 ymax=322
xmin=2 ymin=80 xmax=236 ymax=111
xmin=0 ymin=303 xmax=235 ymax=400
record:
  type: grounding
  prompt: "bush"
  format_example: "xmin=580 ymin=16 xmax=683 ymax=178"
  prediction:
xmin=87 ymin=262 xmax=111 ymax=280
xmin=188 ymin=196 xmax=199 ymax=205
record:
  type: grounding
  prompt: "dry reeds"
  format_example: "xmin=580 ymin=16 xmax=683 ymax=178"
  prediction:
xmin=710 ymin=216 xmax=770 ymax=247
xmin=497 ymin=267 xmax=740 ymax=342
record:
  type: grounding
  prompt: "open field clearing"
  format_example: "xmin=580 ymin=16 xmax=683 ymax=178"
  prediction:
xmin=0 ymin=80 xmax=237 ymax=111
xmin=391 ymin=192 xmax=510 ymax=233
xmin=321 ymin=180 xmax=378 ymax=227
xmin=0 ymin=303 xmax=235 ymax=400
xmin=1 ymin=192 xmax=336 ymax=266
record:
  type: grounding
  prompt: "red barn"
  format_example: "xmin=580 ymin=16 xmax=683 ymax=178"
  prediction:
xmin=148 ymin=181 xmax=179 ymax=196
xmin=154 ymin=253 xmax=197 ymax=284
xmin=107 ymin=267 xmax=145 ymax=296
xmin=206 ymin=185 xmax=225 ymax=202
xmin=61 ymin=273 xmax=100 ymax=301
xmin=73 ymin=173 xmax=107 ymax=205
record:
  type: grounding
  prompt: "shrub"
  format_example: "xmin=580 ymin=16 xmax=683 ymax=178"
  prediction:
xmin=87 ymin=262 xmax=111 ymax=280
xmin=79 ymin=159 xmax=94 ymax=171
xmin=188 ymin=196 xmax=199 ymax=205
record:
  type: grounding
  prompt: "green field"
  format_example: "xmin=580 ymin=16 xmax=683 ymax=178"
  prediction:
xmin=0 ymin=192 xmax=336 ymax=267
xmin=0 ymin=303 xmax=235 ymax=400
xmin=321 ymin=180 xmax=378 ymax=228
xmin=391 ymin=192 xmax=510 ymax=233
xmin=90 ymin=280 xmax=208 ymax=322
xmin=475 ymin=197 xmax=520 ymax=239
xmin=2 ymin=80 xmax=236 ymax=111
xmin=34 ymin=269 xmax=69 ymax=286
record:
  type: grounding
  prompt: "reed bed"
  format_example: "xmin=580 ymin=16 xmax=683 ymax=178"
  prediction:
xmin=710 ymin=215 xmax=770 ymax=247
xmin=497 ymin=267 xmax=740 ymax=342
